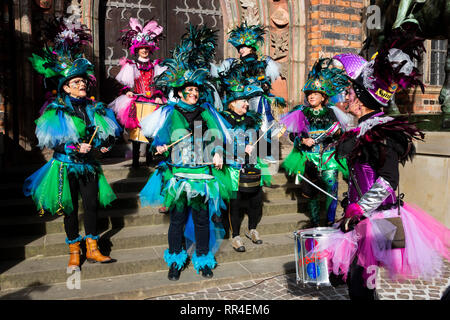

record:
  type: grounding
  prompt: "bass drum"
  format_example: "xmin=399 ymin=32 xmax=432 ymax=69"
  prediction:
xmin=129 ymin=102 xmax=159 ymax=143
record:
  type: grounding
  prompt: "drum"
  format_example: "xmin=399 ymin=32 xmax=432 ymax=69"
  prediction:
xmin=294 ymin=227 xmax=339 ymax=287
xmin=129 ymin=101 xmax=158 ymax=143
xmin=239 ymin=166 xmax=261 ymax=193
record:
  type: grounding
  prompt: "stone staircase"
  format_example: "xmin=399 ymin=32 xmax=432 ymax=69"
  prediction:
xmin=0 ymin=145 xmax=343 ymax=299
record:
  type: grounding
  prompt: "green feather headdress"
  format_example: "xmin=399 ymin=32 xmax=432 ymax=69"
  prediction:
xmin=28 ymin=17 xmax=95 ymax=93
xmin=303 ymin=58 xmax=350 ymax=97
xmin=155 ymin=24 xmax=218 ymax=91
xmin=228 ymin=21 xmax=266 ymax=51
xmin=219 ymin=69 xmax=263 ymax=106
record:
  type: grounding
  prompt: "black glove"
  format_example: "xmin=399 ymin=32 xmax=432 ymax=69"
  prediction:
xmin=339 ymin=215 xmax=364 ymax=233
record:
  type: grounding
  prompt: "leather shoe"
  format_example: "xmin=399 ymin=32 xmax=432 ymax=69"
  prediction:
xmin=199 ymin=265 xmax=213 ymax=278
xmin=168 ymin=262 xmax=182 ymax=281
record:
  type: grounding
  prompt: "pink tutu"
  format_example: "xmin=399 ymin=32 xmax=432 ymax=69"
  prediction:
xmin=315 ymin=202 xmax=450 ymax=282
xmin=108 ymin=95 xmax=140 ymax=129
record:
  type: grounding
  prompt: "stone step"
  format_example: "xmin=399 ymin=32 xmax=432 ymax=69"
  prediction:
xmin=0 ymin=193 xmax=307 ymax=236
xmin=0 ymin=254 xmax=296 ymax=300
xmin=0 ymin=213 xmax=308 ymax=261
xmin=0 ymin=178 xmax=306 ymax=217
xmin=0 ymin=232 xmax=298 ymax=292
xmin=0 ymin=169 xmax=293 ymax=209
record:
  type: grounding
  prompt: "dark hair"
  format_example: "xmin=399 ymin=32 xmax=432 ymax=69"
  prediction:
xmin=237 ymin=45 xmax=256 ymax=54
xmin=175 ymin=83 xmax=202 ymax=96
xmin=352 ymin=80 xmax=383 ymax=111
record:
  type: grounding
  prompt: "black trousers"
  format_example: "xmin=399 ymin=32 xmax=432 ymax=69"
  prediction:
xmin=132 ymin=141 xmax=151 ymax=166
xmin=64 ymin=174 xmax=99 ymax=241
xmin=168 ymin=205 xmax=210 ymax=256
xmin=346 ymin=257 xmax=378 ymax=300
xmin=228 ymin=189 xmax=263 ymax=238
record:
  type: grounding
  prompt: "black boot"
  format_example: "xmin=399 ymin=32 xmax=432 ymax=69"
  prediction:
xmin=199 ymin=265 xmax=213 ymax=279
xmin=168 ymin=262 xmax=182 ymax=281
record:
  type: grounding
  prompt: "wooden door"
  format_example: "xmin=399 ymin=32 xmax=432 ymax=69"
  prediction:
xmin=99 ymin=0 xmax=223 ymax=103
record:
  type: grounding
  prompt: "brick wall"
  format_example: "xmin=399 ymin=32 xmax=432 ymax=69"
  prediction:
xmin=306 ymin=0 xmax=443 ymax=115
xmin=307 ymin=0 xmax=364 ymax=66
xmin=397 ymin=87 xmax=443 ymax=114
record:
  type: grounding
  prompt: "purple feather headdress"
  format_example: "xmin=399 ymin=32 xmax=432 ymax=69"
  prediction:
xmin=44 ymin=17 xmax=92 ymax=54
xmin=119 ymin=18 xmax=163 ymax=55
xmin=372 ymin=25 xmax=425 ymax=94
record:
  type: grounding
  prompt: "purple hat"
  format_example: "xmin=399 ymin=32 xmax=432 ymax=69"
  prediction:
xmin=333 ymin=53 xmax=367 ymax=80
xmin=333 ymin=35 xmax=424 ymax=110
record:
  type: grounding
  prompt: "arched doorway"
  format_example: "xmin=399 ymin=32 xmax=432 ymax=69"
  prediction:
xmin=96 ymin=0 xmax=224 ymax=103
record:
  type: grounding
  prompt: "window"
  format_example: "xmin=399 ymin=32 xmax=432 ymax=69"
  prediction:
xmin=423 ymin=39 xmax=447 ymax=86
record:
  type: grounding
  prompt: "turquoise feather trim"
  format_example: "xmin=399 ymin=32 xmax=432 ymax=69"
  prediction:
xmin=191 ymin=251 xmax=217 ymax=273
xmin=84 ymin=234 xmax=100 ymax=240
xmin=164 ymin=249 xmax=188 ymax=270
xmin=65 ymin=235 xmax=83 ymax=244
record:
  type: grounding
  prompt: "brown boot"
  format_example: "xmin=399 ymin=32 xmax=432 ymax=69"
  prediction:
xmin=68 ymin=242 xmax=81 ymax=269
xmin=85 ymin=238 xmax=115 ymax=263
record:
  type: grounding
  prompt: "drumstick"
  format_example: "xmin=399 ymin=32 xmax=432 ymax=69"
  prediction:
xmin=251 ymin=122 xmax=276 ymax=147
xmin=88 ymin=127 xmax=99 ymax=145
xmin=155 ymin=132 xmax=192 ymax=155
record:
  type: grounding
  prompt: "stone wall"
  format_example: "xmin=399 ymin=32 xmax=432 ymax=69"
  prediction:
xmin=399 ymin=132 xmax=450 ymax=228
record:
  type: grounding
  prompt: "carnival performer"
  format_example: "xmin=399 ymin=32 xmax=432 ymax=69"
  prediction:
xmin=211 ymin=22 xmax=284 ymax=162
xmin=218 ymin=71 xmax=272 ymax=252
xmin=138 ymin=25 xmax=233 ymax=281
xmin=109 ymin=18 xmax=167 ymax=167
xmin=314 ymin=33 xmax=450 ymax=300
xmin=280 ymin=59 xmax=350 ymax=227
xmin=24 ymin=19 xmax=122 ymax=269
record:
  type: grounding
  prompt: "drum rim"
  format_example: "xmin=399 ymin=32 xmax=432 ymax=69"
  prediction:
xmin=296 ymin=227 xmax=339 ymax=237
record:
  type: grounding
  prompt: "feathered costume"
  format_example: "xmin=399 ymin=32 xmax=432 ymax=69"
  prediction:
xmin=280 ymin=58 xmax=350 ymax=226
xmin=217 ymin=68 xmax=272 ymax=240
xmin=138 ymin=25 xmax=233 ymax=274
xmin=211 ymin=22 xmax=284 ymax=134
xmin=311 ymin=30 xmax=449 ymax=299
xmin=29 ymin=17 xmax=94 ymax=115
xmin=108 ymin=18 xmax=167 ymax=130
xmin=24 ymin=19 xmax=122 ymax=244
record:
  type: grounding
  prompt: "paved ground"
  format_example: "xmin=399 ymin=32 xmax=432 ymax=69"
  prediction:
xmin=149 ymin=260 xmax=450 ymax=300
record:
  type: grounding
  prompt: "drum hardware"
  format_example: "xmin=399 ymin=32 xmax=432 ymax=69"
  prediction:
xmin=294 ymin=227 xmax=339 ymax=288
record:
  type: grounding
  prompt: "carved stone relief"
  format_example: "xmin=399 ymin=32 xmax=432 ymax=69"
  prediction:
xmin=240 ymin=0 xmax=260 ymax=25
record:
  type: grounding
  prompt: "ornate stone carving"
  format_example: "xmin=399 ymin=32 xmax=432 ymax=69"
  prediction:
xmin=240 ymin=0 xmax=260 ymax=25
xmin=271 ymin=7 xmax=289 ymax=28
xmin=270 ymin=31 xmax=289 ymax=60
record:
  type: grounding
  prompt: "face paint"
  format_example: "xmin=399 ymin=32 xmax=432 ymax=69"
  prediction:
xmin=179 ymin=86 xmax=199 ymax=105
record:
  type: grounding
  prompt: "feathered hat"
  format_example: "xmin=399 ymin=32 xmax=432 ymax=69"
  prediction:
xmin=29 ymin=17 xmax=95 ymax=93
xmin=119 ymin=18 xmax=163 ymax=55
xmin=302 ymin=58 xmax=350 ymax=98
xmin=154 ymin=24 xmax=218 ymax=93
xmin=218 ymin=68 xmax=263 ymax=106
xmin=333 ymin=25 xmax=425 ymax=109
xmin=228 ymin=21 xmax=266 ymax=51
